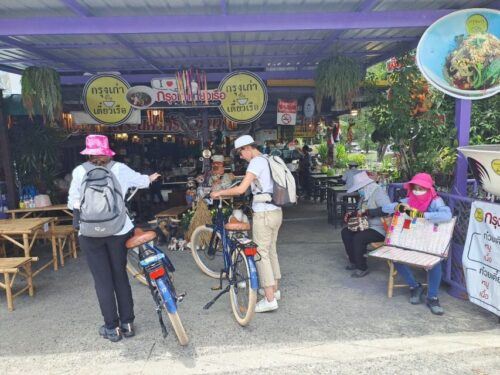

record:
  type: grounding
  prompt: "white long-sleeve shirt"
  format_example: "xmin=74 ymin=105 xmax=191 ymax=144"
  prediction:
xmin=67 ymin=162 xmax=151 ymax=235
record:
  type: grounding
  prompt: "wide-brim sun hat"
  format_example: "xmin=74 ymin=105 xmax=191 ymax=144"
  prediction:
xmin=347 ymin=171 xmax=374 ymax=193
xmin=403 ymin=172 xmax=434 ymax=190
xmin=80 ymin=134 xmax=115 ymax=156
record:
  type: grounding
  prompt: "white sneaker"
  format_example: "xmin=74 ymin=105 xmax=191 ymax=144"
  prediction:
xmin=254 ymin=297 xmax=278 ymax=313
xmin=258 ymin=288 xmax=281 ymax=301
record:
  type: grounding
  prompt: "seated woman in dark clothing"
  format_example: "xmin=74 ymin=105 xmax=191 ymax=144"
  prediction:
xmin=340 ymin=171 xmax=391 ymax=278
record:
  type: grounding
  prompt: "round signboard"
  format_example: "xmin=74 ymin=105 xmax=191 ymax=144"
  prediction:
xmin=303 ymin=97 xmax=315 ymax=118
xmin=416 ymin=8 xmax=500 ymax=100
xmin=218 ymin=71 xmax=268 ymax=123
xmin=82 ymin=74 xmax=133 ymax=125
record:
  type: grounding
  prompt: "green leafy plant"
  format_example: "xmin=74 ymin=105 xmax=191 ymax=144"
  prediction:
xmin=9 ymin=122 xmax=63 ymax=193
xmin=347 ymin=153 xmax=366 ymax=167
xmin=335 ymin=143 xmax=348 ymax=168
xmin=315 ymin=55 xmax=365 ymax=112
xmin=21 ymin=66 xmax=63 ymax=124
xmin=316 ymin=142 xmax=329 ymax=162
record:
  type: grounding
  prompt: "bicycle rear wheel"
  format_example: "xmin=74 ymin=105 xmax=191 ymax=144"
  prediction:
xmin=190 ymin=225 xmax=225 ymax=279
xmin=126 ymin=247 xmax=148 ymax=286
xmin=229 ymin=250 xmax=257 ymax=326
xmin=167 ymin=310 xmax=189 ymax=346
xmin=155 ymin=278 xmax=189 ymax=346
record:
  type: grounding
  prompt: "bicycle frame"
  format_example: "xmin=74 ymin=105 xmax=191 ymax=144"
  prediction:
xmin=203 ymin=199 xmax=259 ymax=310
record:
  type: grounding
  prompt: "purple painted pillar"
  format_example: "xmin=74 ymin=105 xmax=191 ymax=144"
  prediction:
xmin=452 ymin=98 xmax=472 ymax=196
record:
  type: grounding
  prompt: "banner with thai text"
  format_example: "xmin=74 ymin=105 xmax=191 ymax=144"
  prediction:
xmin=463 ymin=200 xmax=500 ymax=316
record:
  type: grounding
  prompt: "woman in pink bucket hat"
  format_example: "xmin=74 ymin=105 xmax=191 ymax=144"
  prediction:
xmin=383 ymin=172 xmax=452 ymax=315
xmin=68 ymin=134 xmax=161 ymax=342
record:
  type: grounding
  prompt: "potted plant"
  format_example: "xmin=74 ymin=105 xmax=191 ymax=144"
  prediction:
xmin=315 ymin=55 xmax=364 ymax=112
xmin=21 ymin=66 xmax=62 ymax=125
xmin=434 ymin=147 xmax=457 ymax=189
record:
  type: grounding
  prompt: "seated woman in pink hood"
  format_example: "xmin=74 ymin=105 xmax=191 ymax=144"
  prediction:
xmin=383 ymin=173 xmax=452 ymax=315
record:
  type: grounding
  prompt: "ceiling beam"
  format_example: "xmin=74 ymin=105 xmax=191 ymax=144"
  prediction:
xmin=0 ymin=36 xmax=418 ymax=51
xmin=0 ymin=10 xmax=453 ymax=36
xmin=357 ymin=0 xmax=380 ymax=12
xmin=0 ymin=64 xmax=23 ymax=74
xmin=1 ymin=50 xmax=382 ymax=65
xmin=60 ymin=69 xmax=317 ymax=85
xmin=0 ymin=36 xmax=87 ymax=72
xmin=221 ymin=0 xmax=232 ymax=72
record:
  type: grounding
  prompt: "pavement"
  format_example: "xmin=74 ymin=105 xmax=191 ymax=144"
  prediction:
xmin=1 ymin=202 xmax=499 ymax=374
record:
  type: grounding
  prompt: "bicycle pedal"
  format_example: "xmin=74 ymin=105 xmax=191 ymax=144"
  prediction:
xmin=211 ymin=285 xmax=222 ymax=291
xmin=176 ymin=292 xmax=186 ymax=302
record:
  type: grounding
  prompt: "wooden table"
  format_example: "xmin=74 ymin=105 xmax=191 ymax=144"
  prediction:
xmin=0 ymin=218 xmax=58 ymax=276
xmin=7 ymin=204 xmax=73 ymax=220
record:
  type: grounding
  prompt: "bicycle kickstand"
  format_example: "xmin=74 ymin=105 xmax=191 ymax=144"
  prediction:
xmin=211 ymin=270 xmax=225 ymax=291
xmin=203 ymin=285 xmax=230 ymax=310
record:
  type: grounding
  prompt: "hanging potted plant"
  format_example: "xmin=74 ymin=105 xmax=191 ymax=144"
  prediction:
xmin=315 ymin=55 xmax=365 ymax=113
xmin=21 ymin=66 xmax=63 ymax=125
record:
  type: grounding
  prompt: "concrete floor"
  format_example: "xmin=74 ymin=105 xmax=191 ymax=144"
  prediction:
xmin=1 ymin=202 xmax=499 ymax=374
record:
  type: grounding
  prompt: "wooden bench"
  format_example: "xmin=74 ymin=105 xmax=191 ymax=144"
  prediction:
xmin=369 ymin=216 xmax=427 ymax=298
xmin=0 ymin=257 xmax=38 ymax=311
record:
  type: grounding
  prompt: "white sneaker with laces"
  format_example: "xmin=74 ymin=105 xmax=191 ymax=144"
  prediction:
xmin=255 ymin=297 xmax=278 ymax=313
xmin=258 ymin=288 xmax=281 ymax=301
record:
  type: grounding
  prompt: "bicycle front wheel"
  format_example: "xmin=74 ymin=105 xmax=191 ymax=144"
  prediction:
xmin=190 ymin=225 xmax=225 ymax=279
xmin=229 ymin=250 xmax=257 ymax=326
xmin=126 ymin=247 xmax=148 ymax=286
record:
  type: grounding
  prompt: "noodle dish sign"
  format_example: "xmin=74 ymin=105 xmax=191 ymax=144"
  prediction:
xmin=416 ymin=8 xmax=499 ymax=100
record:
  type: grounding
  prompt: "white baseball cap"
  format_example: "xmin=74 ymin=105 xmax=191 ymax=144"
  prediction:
xmin=234 ymin=135 xmax=256 ymax=150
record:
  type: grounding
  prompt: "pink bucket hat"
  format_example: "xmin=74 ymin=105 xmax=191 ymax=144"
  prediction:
xmin=403 ymin=173 xmax=434 ymax=190
xmin=80 ymin=134 xmax=115 ymax=156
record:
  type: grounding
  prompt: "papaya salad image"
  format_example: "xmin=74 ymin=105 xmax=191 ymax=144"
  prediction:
xmin=444 ymin=33 xmax=500 ymax=91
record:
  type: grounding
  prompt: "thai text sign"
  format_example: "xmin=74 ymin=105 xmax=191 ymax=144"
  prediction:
xmin=219 ymin=71 xmax=268 ymax=123
xmin=463 ymin=201 xmax=500 ymax=316
xmin=82 ymin=74 xmax=133 ymax=125
xmin=277 ymin=99 xmax=298 ymax=125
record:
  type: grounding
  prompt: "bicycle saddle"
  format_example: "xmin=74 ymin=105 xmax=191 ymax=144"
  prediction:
xmin=126 ymin=228 xmax=157 ymax=249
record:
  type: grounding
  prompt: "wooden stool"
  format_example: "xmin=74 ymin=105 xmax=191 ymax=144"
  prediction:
xmin=0 ymin=257 xmax=38 ymax=311
xmin=39 ymin=225 xmax=77 ymax=267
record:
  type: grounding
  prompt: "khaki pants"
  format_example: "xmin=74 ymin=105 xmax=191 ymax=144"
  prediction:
xmin=252 ymin=209 xmax=283 ymax=288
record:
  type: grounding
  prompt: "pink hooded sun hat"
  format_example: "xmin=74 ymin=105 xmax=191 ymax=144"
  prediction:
xmin=403 ymin=173 xmax=434 ymax=190
xmin=80 ymin=134 xmax=115 ymax=156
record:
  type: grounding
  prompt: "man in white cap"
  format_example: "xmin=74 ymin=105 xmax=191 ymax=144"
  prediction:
xmin=340 ymin=171 xmax=391 ymax=277
xmin=211 ymin=135 xmax=282 ymax=313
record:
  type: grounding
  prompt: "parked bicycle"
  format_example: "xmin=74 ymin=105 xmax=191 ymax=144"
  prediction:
xmin=190 ymin=196 xmax=259 ymax=326
xmin=125 ymin=228 xmax=189 ymax=345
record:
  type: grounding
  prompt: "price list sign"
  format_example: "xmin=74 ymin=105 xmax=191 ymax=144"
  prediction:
xmin=463 ymin=201 xmax=500 ymax=316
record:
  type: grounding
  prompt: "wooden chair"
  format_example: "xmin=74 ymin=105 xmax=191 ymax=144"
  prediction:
xmin=0 ymin=257 xmax=38 ymax=311
xmin=369 ymin=216 xmax=426 ymax=298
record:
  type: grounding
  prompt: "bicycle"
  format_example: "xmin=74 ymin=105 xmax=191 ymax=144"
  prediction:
xmin=125 ymin=228 xmax=189 ymax=345
xmin=190 ymin=196 xmax=259 ymax=326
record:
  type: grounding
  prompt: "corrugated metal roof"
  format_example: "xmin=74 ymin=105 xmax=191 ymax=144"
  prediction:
xmin=0 ymin=0 xmax=497 ymax=80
